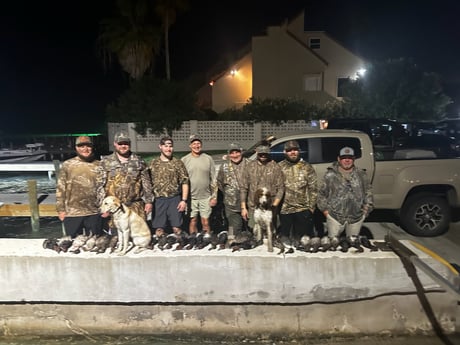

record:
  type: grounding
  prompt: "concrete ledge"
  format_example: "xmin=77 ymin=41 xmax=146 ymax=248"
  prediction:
xmin=0 ymin=239 xmax=452 ymax=303
xmin=0 ymin=239 xmax=457 ymax=335
xmin=0 ymin=294 xmax=457 ymax=337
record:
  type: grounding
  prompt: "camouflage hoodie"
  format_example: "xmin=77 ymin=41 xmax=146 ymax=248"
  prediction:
xmin=56 ymin=157 xmax=106 ymax=216
xmin=100 ymin=152 xmax=153 ymax=217
xmin=217 ymin=158 xmax=249 ymax=212
xmin=240 ymin=159 xmax=285 ymax=212
xmin=278 ymin=158 xmax=318 ymax=214
xmin=317 ymin=161 xmax=374 ymax=224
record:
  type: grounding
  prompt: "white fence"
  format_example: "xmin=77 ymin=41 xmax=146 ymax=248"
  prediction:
xmin=108 ymin=120 xmax=318 ymax=153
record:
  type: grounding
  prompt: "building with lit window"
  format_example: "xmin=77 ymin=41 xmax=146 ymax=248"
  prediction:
xmin=197 ymin=10 xmax=367 ymax=113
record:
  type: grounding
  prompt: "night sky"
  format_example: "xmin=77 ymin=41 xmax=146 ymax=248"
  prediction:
xmin=1 ymin=0 xmax=459 ymax=135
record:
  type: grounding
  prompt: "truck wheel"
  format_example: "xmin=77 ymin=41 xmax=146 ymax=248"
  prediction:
xmin=400 ymin=195 xmax=451 ymax=237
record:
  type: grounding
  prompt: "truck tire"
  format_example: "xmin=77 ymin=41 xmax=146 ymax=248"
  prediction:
xmin=400 ymin=194 xmax=451 ymax=237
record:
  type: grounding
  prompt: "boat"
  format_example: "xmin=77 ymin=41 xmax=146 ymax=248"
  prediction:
xmin=0 ymin=143 xmax=47 ymax=163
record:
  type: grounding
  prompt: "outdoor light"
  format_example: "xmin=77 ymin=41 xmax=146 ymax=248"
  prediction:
xmin=357 ymin=68 xmax=366 ymax=76
xmin=350 ymin=67 xmax=367 ymax=80
xmin=230 ymin=69 xmax=237 ymax=77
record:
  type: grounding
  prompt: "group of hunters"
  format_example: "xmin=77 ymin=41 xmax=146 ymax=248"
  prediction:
xmin=56 ymin=131 xmax=374 ymax=246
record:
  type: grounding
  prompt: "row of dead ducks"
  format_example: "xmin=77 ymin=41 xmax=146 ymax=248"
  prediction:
xmin=43 ymin=229 xmax=379 ymax=255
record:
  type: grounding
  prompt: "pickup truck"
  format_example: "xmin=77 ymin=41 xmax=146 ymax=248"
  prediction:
xmin=237 ymin=129 xmax=460 ymax=237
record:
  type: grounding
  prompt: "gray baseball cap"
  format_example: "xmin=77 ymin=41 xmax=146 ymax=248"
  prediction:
xmin=339 ymin=146 xmax=355 ymax=157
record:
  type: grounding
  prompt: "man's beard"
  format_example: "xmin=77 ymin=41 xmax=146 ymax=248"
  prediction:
xmin=257 ymin=157 xmax=270 ymax=164
xmin=162 ymin=152 xmax=173 ymax=160
xmin=116 ymin=150 xmax=131 ymax=158
xmin=286 ymin=155 xmax=300 ymax=163
xmin=77 ymin=153 xmax=95 ymax=162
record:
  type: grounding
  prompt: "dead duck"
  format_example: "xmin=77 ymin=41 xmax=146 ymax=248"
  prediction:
xmin=229 ymin=230 xmax=257 ymax=251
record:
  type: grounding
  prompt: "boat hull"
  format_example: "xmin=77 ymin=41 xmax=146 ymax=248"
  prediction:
xmin=0 ymin=153 xmax=46 ymax=163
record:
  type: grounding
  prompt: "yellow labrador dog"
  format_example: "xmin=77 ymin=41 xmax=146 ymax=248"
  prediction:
xmin=100 ymin=196 xmax=151 ymax=255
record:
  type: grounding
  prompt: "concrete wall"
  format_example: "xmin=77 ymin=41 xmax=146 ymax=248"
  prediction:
xmin=0 ymin=239 xmax=457 ymax=336
xmin=107 ymin=121 xmax=317 ymax=153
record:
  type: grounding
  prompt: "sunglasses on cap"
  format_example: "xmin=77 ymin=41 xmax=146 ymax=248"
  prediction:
xmin=117 ymin=141 xmax=131 ymax=146
xmin=339 ymin=155 xmax=354 ymax=160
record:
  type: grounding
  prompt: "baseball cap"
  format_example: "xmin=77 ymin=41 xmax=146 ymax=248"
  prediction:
xmin=75 ymin=136 xmax=93 ymax=146
xmin=114 ymin=132 xmax=131 ymax=144
xmin=189 ymin=134 xmax=202 ymax=143
xmin=256 ymin=145 xmax=270 ymax=154
xmin=339 ymin=147 xmax=355 ymax=158
xmin=160 ymin=136 xmax=173 ymax=145
xmin=284 ymin=140 xmax=299 ymax=151
xmin=228 ymin=142 xmax=242 ymax=153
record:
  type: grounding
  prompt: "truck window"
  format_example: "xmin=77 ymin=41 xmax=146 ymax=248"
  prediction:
xmin=309 ymin=137 xmax=362 ymax=164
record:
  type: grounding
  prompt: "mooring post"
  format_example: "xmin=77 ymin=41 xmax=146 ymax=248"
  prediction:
xmin=53 ymin=160 xmax=61 ymax=179
xmin=27 ymin=180 xmax=40 ymax=232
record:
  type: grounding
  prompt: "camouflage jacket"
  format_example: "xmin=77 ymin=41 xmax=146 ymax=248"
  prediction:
xmin=217 ymin=158 xmax=249 ymax=212
xmin=278 ymin=159 xmax=318 ymax=214
xmin=149 ymin=157 xmax=189 ymax=198
xmin=240 ymin=159 xmax=285 ymax=212
xmin=100 ymin=152 xmax=153 ymax=206
xmin=317 ymin=162 xmax=374 ymax=224
xmin=56 ymin=157 xmax=106 ymax=216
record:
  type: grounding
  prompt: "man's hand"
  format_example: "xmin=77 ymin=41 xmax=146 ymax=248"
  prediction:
xmin=209 ymin=198 xmax=217 ymax=207
xmin=241 ymin=208 xmax=248 ymax=221
xmin=145 ymin=203 xmax=153 ymax=214
xmin=177 ymin=200 xmax=187 ymax=212
xmin=58 ymin=211 xmax=66 ymax=221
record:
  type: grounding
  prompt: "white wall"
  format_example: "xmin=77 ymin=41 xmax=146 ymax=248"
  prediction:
xmin=108 ymin=120 xmax=318 ymax=153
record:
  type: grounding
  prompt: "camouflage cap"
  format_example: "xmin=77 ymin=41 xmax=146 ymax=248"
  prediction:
xmin=114 ymin=131 xmax=131 ymax=143
xmin=189 ymin=134 xmax=202 ymax=143
xmin=228 ymin=142 xmax=242 ymax=153
xmin=160 ymin=136 xmax=173 ymax=145
xmin=284 ymin=140 xmax=299 ymax=150
xmin=256 ymin=145 xmax=270 ymax=154
xmin=75 ymin=136 xmax=93 ymax=146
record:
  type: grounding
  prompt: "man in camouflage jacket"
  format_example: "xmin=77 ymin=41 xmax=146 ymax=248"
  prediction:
xmin=240 ymin=145 xmax=285 ymax=229
xmin=101 ymin=132 xmax=153 ymax=224
xmin=278 ymin=140 xmax=318 ymax=244
xmin=217 ymin=143 xmax=249 ymax=236
xmin=317 ymin=146 xmax=374 ymax=238
xmin=149 ymin=136 xmax=189 ymax=235
xmin=56 ymin=136 xmax=106 ymax=238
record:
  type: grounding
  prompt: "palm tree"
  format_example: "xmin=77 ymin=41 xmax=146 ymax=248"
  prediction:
xmin=154 ymin=0 xmax=189 ymax=80
xmin=98 ymin=0 xmax=161 ymax=80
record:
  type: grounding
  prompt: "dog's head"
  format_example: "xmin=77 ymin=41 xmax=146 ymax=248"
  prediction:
xmin=100 ymin=195 xmax=122 ymax=214
xmin=254 ymin=187 xmax=272 ymax=209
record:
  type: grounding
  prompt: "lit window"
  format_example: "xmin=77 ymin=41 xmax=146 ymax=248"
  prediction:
xmin=304 ymin=74 xmax=322 ymax=91
xmin=309 ymin=38 xmax=320 ymax=49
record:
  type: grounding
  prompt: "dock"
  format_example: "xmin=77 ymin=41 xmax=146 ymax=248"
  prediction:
xmin=0 ymin=163 xmax=59 ymax=219
xmin=0 ymin=193 xmax=56 ymax=217
xmin=0 ymin=161 xmax=61 ymax=179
